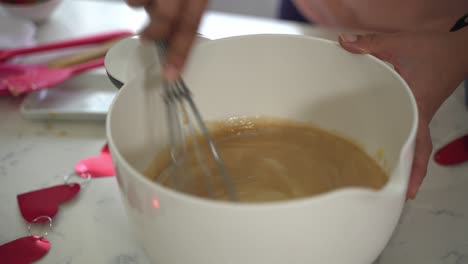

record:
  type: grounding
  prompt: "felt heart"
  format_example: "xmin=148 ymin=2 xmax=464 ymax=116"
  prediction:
xmin=75 ymin=144 xmax=115 ymax=178
xmin=17 ymin=184 xmax=80 ymax=223
xmin=0 ymin=236 xmax=50 ymax=264
xmin=434 ymin=134 xmax=468 ymax=166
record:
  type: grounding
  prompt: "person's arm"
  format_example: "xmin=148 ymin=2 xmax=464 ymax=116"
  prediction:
xmin=339 ymin=24 xmax=468 ymax=199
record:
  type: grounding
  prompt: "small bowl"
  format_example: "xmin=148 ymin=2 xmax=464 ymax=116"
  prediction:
xmin=0 ymin=0 xmax=62 ymax=23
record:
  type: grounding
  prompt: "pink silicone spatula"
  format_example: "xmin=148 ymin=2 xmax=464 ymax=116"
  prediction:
xmin=0 ymin=30 xmax=132 ymax=62
xmin=0 ymin=36 xmax=126 ymax=96
xmin=0 ymin=64 xmax=46 ymax=96
xmin=4 ymin=57 xmax=105 ymax=96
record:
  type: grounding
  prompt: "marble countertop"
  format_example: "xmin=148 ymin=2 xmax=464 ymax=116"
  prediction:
xmin=0 ymin=1 xmax=467 ymax=263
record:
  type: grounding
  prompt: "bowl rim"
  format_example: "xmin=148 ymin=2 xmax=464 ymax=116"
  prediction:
xmin=104 ymin=34 xmax=211 ymax=89
xmin=106 ymin=33 xmax=418 ymax=210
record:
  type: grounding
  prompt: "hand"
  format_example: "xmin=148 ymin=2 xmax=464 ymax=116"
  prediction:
xmin=127 ymin=0 xmax=208 ymax=80
xmin=339 ymin=30 xmax=468 ymax=199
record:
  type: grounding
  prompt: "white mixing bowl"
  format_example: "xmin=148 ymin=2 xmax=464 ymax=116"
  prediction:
xmin=106 ymin=34 xmax=418 ymax=264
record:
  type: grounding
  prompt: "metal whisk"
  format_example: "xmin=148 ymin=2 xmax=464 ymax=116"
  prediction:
xmin=155 ymin=40 xmax=237 ymax=201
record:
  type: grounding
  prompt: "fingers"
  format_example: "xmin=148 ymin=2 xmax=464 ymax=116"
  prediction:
xmin=141 ymin=1 xmax=182 ymax=40
xmin=130 ymin=0 xmax=207 ymax=80
xmin=164 ymin=0 xmax=208 ymax=80
xmin=339 ymin=32 xmax=394 ymax=55
xmin=339 ymin=32 xmax=400 ymax=69
xmin=406 ymin=120 xmax=433 ymax=199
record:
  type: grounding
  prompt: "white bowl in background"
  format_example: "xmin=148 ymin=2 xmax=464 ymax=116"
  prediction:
xmin=0 ymin=0 xmax=62 ymax=23
xmin=106 ymin=34 xmax=418 ymax=264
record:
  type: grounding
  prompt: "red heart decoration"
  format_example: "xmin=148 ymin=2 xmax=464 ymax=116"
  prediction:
xmin=0 ymin=83 xmax=10 ymax=96
xmin=75 ymin=144 xmax=115 ymax=178
xmin=434 ymin=134 xmax=468 ymax=166
xmin=0 ymin=236 xmax=50 ymax=264
xmin=17 ymin=184 xmax=80 ymax=223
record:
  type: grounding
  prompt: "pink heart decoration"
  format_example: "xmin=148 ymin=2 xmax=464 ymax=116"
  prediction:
xmin=75 ymin=144 xmax=115 ymax=178
xmin=17 ymin=184 xmax=80 ymax=223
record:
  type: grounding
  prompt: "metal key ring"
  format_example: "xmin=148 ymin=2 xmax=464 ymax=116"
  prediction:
xmin=27 ymin=216 xmax=53 ymax=239
xmin=64 ymin=171 xmax=91 ymax=188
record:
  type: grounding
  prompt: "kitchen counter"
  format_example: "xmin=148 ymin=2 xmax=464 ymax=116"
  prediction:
xmin=0 ymin=1 xmax=467 ymax=263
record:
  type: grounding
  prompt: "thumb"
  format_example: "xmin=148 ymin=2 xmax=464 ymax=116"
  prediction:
xmin=339 ymin=33 xmax=384 ymax=54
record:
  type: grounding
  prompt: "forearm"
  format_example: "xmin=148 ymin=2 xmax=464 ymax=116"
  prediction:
xmin=423 ymin=27 xmax=468 ymax=119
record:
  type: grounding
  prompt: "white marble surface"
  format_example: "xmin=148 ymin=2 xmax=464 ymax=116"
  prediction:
xmin=0 ymin=1 xmax=467 ymax=263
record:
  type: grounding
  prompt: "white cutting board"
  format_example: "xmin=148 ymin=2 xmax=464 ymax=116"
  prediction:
xmin=20 ymin=71 xmax=117 ymax=121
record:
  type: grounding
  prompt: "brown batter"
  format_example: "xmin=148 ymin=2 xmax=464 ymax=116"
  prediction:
xmin=144 ymin=117 xmax=388 ymax=202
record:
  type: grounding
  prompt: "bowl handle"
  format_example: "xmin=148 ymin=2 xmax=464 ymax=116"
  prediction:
xmin=105 ymin=34 xmax=211 ymax=89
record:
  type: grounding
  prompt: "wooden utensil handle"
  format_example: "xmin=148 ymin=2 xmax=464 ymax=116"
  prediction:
xmin=46 ymin=38 xmax=122 ymax=68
